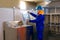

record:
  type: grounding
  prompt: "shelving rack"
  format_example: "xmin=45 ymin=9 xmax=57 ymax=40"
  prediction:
xmin=44 ymin=6 xmax=60 ymax=35
xmin=44 ymin=13 xmax=60 ymax=35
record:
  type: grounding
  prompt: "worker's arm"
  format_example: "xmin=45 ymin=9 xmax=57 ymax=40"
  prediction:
xmin=29 ymin=15 xmax=44 ymax=23
xmin=30 ymin=12 xmax=37 ymax=18
xmin=29 ymin=19 xmax=36 ymax=23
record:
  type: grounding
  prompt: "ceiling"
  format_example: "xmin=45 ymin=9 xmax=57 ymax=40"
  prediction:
xmin=47 ymin=0 xmax=60 ymax=7
xmin=0 ymin=0 xmax=51 ymax=8
xmin=0 ymin=0 xmax=20 ymax=8
xmin=49 ymin=0 xmax=60 ymax=2
xmin=21 ymin=0 xmax=43 ymax=2
xmin=21 ymin=0 xmax=51 ymax=7
xmin=20 ymin=0 xmax=51 ymax=2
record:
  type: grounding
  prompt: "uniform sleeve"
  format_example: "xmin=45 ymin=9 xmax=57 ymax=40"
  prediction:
xmin=29 ymin=15 xmax=45 ymax=23
xmin=29 ymin=19 xmax=36 ymax=23
xmin=30 ymin=13 xmax=37 ymax=18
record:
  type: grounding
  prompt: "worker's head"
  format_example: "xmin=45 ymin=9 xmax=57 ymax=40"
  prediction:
xmin=36 ymin=5 xmax=44 ymax=15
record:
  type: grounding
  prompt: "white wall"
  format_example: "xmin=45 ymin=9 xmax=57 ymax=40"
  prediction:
xmin=0 ymin=8 xmax=13 ymax=40
xmin=14 ymin=8 xmax=23 ymax=21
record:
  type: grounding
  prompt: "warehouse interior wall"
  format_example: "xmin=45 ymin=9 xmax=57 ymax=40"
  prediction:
xmin=0 ymin=8 xmax=13 ymax=40
xmin=48 ymin=1 xmax=60 ymax=7
xmin=0 ymin=0 xmax=20 ymax=8
xmin=47 ymin=1 xmax=60 ymax=13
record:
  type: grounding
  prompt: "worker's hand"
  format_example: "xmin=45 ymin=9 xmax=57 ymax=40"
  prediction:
xmin=27 ymin=11 xmax=31 ymax=13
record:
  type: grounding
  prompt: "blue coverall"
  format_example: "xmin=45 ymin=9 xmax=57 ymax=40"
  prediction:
xmin=29 ymin=13 xmax=45 ymax=40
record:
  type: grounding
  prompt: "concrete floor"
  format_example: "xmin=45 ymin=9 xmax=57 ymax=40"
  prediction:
xmin=48 ymin=34 xmax=60 ymax=40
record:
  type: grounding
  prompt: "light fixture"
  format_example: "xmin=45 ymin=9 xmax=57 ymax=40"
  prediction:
xmin=45 ymin=1 xmax=51 ymax=5
xmin=19 ymin=1 xmax=26 ymax=10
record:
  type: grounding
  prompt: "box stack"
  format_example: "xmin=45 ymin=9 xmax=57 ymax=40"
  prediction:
xmin=17 ymin=25 xmax=33 ymax=40
xmin=4 ymin=22 xmax=33 ymax=40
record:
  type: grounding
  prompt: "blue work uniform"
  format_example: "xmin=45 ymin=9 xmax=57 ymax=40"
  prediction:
xmin=29 ymin=13 xmax=45 ymax=40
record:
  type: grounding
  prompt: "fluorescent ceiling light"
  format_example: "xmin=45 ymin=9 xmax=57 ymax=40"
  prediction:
xmin=45 ymin=1 xmax=51 ymax=5
xmin=19 ymin=1 xmax=26 ymax=10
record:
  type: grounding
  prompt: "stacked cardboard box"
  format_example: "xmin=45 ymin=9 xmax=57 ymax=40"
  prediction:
xmin=4 ymin=22 xmax=33 ymax=40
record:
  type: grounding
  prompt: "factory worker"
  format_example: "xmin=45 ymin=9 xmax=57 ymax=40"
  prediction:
xmin=28 ymin=5 xmax=45 ymax=40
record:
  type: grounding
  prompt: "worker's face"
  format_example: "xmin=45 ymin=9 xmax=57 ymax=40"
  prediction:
xmin=37 ymin=10 xmax=44 ymax=15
